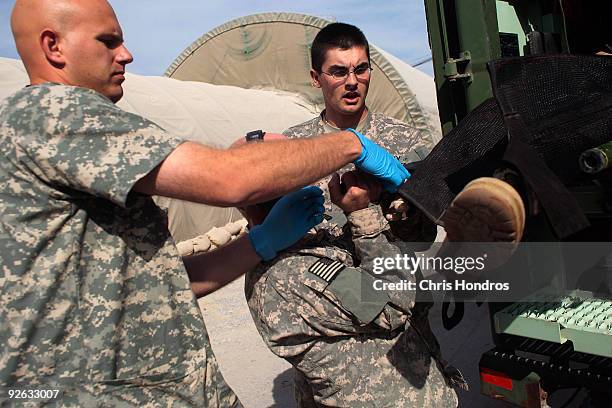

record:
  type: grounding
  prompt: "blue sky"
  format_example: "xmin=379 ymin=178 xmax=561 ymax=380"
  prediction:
xmin=0 ymin=0 xmax=433 ymax=76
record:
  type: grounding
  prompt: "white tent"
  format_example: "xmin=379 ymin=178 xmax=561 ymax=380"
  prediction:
xmin=166 ymin=12 xmax=442 ymax=145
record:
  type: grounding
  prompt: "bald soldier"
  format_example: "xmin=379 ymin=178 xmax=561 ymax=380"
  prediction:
xmin=0 ymin=0 xmax=410 ymax=406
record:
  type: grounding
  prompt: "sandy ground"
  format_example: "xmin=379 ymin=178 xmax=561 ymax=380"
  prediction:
xmin=198 ymin=277 xmax=294 ymax=408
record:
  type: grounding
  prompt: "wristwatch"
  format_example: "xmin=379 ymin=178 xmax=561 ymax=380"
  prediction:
xmin=245 ymin=130 xmax=266 ymax=143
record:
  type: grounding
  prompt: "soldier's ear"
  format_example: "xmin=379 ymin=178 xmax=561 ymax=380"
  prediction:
xmin=310 ymin=69 xmax=322 ymax=88
xmin=40 ymin=29 xmax=66 ymax=67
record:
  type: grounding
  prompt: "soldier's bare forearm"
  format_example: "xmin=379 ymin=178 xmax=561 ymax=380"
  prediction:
xmin=134 ymin=131 xmax=361 ymax=206
xmin=184 ymin=234 xmax=261 ymax=297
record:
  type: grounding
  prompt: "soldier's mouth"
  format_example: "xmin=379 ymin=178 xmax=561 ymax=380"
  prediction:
xmin=112 ymin=71 xmax=126 ymax=81
xmin=342 ymin=92 xmax=360 ymax=102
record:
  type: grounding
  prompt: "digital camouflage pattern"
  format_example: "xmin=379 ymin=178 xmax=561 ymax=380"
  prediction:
xmin=0 ymin=84 xmax=240 ymax=407
xmin=282 ymin=110 xmax=435 ymax=163
xmin=283 ymin=111 xmax=433 ymax=235
xmin=245 ymin=205 xmax=458 ymax=407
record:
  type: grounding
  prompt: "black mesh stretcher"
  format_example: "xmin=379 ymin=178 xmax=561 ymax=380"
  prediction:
xmin=399 ymin=55 xmax=612 ymax=239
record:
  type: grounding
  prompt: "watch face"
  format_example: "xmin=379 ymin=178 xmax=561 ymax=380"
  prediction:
xmin=246 ymin=130 xmax=265 ymax=142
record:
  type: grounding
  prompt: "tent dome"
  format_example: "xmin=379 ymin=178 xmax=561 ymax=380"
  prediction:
xmin=166 ymin=12 xmax=441 ymax=144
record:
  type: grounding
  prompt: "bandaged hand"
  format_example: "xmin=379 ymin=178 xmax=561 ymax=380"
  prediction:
xmin=347 ymin=128 xmax=411 ymax=192
xmin=249 ymin=186 xmax=325 ymax=261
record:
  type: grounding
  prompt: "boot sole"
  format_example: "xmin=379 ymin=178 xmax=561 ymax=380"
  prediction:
xmin=442 ymin=177 xmax=526 ymax=243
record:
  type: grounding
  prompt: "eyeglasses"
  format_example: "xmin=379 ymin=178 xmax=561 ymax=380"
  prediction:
xmin=320 ymin=64 xmax=373 ymax=81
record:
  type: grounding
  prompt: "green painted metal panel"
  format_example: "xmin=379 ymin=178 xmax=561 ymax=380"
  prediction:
xmin=424 ymin=0 xmax=569 ymax=136
xmin=425 ymin=0 xmax=500 ymax=136
xmin=496 ymin=1 xmax=527 ymax=55
xmin=454 ymin=0 xmax=501 ymax=111
xmin=495 ymin=291 xmax=612 ymax=358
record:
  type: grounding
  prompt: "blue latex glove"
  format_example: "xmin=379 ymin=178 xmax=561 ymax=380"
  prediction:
xmin=249 ymin=186 xmax=325 ymax=261
xmin=347 ymin=128 xmax=411 ymax=192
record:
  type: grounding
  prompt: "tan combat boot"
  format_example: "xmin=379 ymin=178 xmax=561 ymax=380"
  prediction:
xmin=442 ymin=177 xmax=526 ymax=244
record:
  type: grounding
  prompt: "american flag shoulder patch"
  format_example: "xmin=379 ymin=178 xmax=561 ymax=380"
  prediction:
xmin=307 ymin=258 xmax=345 ymax=283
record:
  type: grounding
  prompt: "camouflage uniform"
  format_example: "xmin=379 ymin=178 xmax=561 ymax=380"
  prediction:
xmin=245 ymin=205 xmax=459 ymax=408
xmin=283 ymin=110 xmax=433 ymax=236
xmin=0 ymin=84 xmax=241 ymax=407
xmin=282 ymin=110 xmax=435 ymax=162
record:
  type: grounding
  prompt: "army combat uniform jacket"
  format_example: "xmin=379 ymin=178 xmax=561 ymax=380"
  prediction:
xmin=245 ymin=205 xmax=458 ymax=408
xmin=0 ymin=84 xmax=240 ymax=407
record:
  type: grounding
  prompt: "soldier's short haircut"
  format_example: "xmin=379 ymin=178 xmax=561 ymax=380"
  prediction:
xmin=311 ymin=22 xmax=370 ymax=72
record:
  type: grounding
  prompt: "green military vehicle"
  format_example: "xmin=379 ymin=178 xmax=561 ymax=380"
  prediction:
xmin=423 ymin=1 xmax=611 ymax=406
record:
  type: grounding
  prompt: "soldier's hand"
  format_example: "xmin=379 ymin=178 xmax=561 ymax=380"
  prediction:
xmin=248 ymin=186 xmax=324 ymax=261
xmin=347 ymin=128 xmax=411 ymax=192
xmin=329 ymin=171 xmax=381 ymax=213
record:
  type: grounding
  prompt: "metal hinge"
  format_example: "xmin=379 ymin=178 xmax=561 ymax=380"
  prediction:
xmin=444 ymin=51 xmax=472 ymax=83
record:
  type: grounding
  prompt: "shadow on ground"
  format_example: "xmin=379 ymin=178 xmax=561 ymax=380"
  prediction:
xmin=269 ymin=368 xmax=296 ymax=408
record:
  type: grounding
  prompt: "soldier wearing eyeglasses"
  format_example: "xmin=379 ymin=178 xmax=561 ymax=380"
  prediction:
xmin=283 ymin=22 xmax=436 ymax=236
xmin=285 ymin=22 xmax=436 ymax=163
xmin=243 ymin=22 xmax=463 ymax=407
